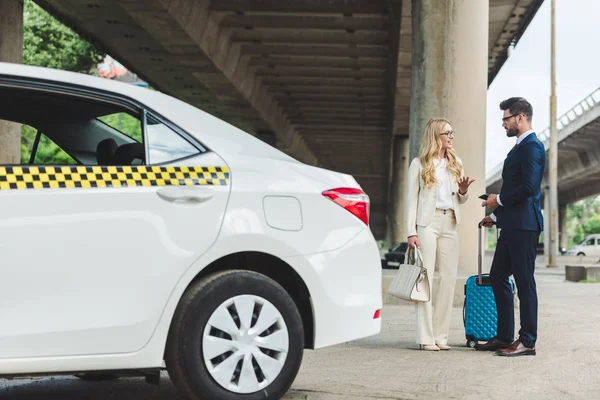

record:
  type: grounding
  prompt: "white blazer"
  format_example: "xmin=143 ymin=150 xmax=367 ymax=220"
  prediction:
xmin=406 ymin=157 xmax=469 ymax=238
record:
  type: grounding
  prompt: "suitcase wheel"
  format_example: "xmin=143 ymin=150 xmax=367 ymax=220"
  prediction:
xmin=466 ymin=335 xmax=477 ymax=348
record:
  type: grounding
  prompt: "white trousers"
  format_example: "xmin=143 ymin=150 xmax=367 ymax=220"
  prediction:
xmin=416 ymin=209 xmax=459 ymax=345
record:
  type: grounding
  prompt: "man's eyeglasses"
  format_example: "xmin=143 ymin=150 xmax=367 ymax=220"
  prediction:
xmin=502 ymin=113 xmax=522 ymax=122
xmin=439 ymin=130 xmax=455 ymax=137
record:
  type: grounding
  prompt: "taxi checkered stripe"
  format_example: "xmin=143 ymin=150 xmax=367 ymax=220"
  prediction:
xmin=0 ymin=165 xmax=230 ymax=190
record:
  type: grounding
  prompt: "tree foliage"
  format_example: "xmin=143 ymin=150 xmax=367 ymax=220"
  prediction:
xmin=567 ymin=197 xmax=600 ymax=246
xmin=23 ymin=0 xmax=104 ymax=73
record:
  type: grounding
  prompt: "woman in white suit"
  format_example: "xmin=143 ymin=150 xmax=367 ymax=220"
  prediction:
xmin=406 ymin=118 xmax=474 ymax=351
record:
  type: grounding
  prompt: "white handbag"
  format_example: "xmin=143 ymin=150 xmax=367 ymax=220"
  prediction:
xmin=387 ymin=247 xmax=431 ymax=302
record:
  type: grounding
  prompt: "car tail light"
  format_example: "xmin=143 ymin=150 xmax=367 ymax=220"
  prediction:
xmin=322 ymin=187 xmax=370 ymax=226
xmin=373 ymin=309 xmax=381 ymax=319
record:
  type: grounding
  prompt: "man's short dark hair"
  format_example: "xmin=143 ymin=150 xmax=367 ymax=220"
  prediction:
xmin=499 ymin=97 xmax=533 ymax=122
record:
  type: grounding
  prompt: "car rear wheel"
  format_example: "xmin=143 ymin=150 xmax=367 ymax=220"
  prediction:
xmin=165 ymin=270 xmax=304 ymax=400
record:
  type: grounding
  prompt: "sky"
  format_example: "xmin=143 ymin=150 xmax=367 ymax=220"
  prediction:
xmin=485 ymin=0 xmax=600 ymax=173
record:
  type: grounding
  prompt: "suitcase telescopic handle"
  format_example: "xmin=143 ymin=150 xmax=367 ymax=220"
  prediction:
xmin=477 ymin=225 xmax=483 ymax=285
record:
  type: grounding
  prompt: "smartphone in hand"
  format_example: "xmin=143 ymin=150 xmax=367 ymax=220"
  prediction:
xmin=479 ymin=194 xmax=489 ymax=201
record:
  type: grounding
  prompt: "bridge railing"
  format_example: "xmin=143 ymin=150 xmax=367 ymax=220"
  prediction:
xmin=485 ymin=86 xmax=600 ymax=184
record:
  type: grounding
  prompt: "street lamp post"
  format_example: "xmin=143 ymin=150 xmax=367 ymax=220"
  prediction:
xmin=548 ymin=0 xmax=559 ymax=268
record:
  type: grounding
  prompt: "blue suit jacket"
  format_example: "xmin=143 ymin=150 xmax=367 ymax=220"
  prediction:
xmin=495 ymin=132 xmax=546 ymax=231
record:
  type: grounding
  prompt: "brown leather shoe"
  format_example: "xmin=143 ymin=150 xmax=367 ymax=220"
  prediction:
xmin=495 ymin=340 xmax=536 ymax=357
xmin=474 ymin=337 xmax=512 ymax=351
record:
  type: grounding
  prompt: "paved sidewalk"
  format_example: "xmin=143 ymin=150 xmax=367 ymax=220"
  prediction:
xmin=2 ymin=270 xmax=599 ymax=400
xmin=288 ymin=272 xmax=600 ymax=400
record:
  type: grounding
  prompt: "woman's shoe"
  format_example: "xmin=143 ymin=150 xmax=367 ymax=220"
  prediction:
xmin=437 ymin=344 xmax=451 ymax=350
xmin=419 ymin=344 xmax=440 ymax=351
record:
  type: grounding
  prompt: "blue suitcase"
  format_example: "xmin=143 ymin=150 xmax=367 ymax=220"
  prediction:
xmin=463 ymin=226 xmax=514 ymax=348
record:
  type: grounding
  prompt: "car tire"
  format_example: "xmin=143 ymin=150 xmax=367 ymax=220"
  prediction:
xmin=165 ymin=270 xmax=304 ymax=400
xmin=74 ymin=373 xmax=120 ymax=381
xmin=577 ymin=252 xmax=586 ymax=257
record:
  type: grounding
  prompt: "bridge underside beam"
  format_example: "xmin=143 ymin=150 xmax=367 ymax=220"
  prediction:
xmin=559 ymin=173 xmax=600 ymax=205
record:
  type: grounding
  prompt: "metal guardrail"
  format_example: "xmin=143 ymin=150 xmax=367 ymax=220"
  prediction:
xmin=486 ymin=86 xmax=600 ymax=184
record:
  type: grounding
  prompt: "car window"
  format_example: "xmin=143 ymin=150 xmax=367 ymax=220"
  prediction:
xmin=27 ymin=133 xmax=76 ymax=165
xmin=585 ymin=238 xmax=594 ymax=246
xmin=146 ymin=114 xmax=200 ymax=164
xmin=97 ymin=112 xmax=143 ymax=143
xmin=0 ymin=86 xmax=145 ymax=167
xmin=2 ymin=121 xmax=76 ymax=165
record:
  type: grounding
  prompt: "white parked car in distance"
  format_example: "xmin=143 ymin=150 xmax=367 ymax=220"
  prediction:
xmin=567 ymin=234 xmax=600 ymax=257
xmin=0 ymin=62 xmax=382 ymax=400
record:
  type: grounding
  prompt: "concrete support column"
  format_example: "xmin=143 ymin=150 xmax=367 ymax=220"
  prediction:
xmin=0 ymin=0 xmax=23 ymax=164
xmin=409 ymin=0 xmax=489 ymax=304
xmin=544 ymin=189 xmax=551 ymax=256
xmin=559 ymin=203 xmax=568 ymax=251
xmin=388 ymin=136 xmax=410 ymax=247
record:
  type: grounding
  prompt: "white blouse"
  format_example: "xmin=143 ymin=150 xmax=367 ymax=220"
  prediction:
xmin=434 ymin=158 xmax=453 ymax=210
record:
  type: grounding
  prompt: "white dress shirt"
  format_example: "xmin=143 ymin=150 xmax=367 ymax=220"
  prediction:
xmin=434 ymin=158 xmax=453 ymax=210
xmin=490 ymin=129 xmax=535 ymax=222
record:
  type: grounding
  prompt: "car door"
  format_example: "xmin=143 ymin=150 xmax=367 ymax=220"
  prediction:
xmin=594 ymin=238 xmax=600 ymax=257
xmin=583 ymin=238 xmax=595 ymax=256
xmin=0 ymin=82 xmax=230 ymax=358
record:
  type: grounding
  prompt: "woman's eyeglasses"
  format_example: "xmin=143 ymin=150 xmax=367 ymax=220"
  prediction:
xmin=439 ymin=130 xmax=455 ymax=137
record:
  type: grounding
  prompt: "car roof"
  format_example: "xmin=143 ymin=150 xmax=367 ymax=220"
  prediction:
xmin=0 ymin=62 xmax=299 ymax=164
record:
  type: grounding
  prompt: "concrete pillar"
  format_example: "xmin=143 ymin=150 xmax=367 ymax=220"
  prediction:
xmin=409 ymin=0 xmax=489 ymax=305
xmin=0 ymin=0 xmax=23 ymax=164
xmin=388 ymin=136 xmax=410 ymax=247
xmin=544 ymin=189 xmax=551 ymax=257
xmin=559 ymin=203 xmax=568 ymax=252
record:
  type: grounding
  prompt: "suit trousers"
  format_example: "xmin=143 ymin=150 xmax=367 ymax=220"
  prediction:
xmin=415 ymin=209 xmax=459 ymax=345
xmin=489 ymin=228 xmax=539 ymax=348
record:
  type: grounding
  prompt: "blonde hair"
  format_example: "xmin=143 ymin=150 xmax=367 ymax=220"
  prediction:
xmin=419 ymin=118 xmax=463 ymax=188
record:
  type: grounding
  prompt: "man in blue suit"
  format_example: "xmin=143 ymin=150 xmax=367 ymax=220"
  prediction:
xmin=477 ymin=97 xmax=546 ymax=357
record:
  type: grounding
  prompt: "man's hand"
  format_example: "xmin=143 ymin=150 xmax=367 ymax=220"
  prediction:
xmin=458 ymin=176 xmax=475 ymax=195
xmin=479 ymin=216 xmax=495 ymax=228
xmin=482 ymin=193 xmax=499 ymax=209
xmin=408 ymin=235 xmax=421 ymax=249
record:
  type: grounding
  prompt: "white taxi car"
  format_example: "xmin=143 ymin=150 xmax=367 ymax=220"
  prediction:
xmin=0 ymin=62 xmax=382 ymax=400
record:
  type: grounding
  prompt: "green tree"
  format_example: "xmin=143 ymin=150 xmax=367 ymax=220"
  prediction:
xmin=573 ymin=223 xmax=585 ymax=245
xmin=566 ymin=197 xmax=600 ymax=247
xmin=23 ymin=0 xmax=104 ymax=73
xmin=583 ymin=214 xmax=600 ymax=235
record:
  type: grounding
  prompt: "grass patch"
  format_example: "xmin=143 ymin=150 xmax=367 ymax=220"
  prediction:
xmin=579 ymin=280 xmax=600 ymax=283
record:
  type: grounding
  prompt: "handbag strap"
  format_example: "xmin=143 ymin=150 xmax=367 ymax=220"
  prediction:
xmin=404 ymin=246 xmax=424 ymax=268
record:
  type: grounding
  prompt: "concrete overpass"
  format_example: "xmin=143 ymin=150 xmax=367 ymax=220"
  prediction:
xmin=0 ymin=0 xmax=546 ymax=287
xmin=14 ymin=0 xmax=541 ymax=242
xmin=486 ymin=86 xmax=600 ymax=249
